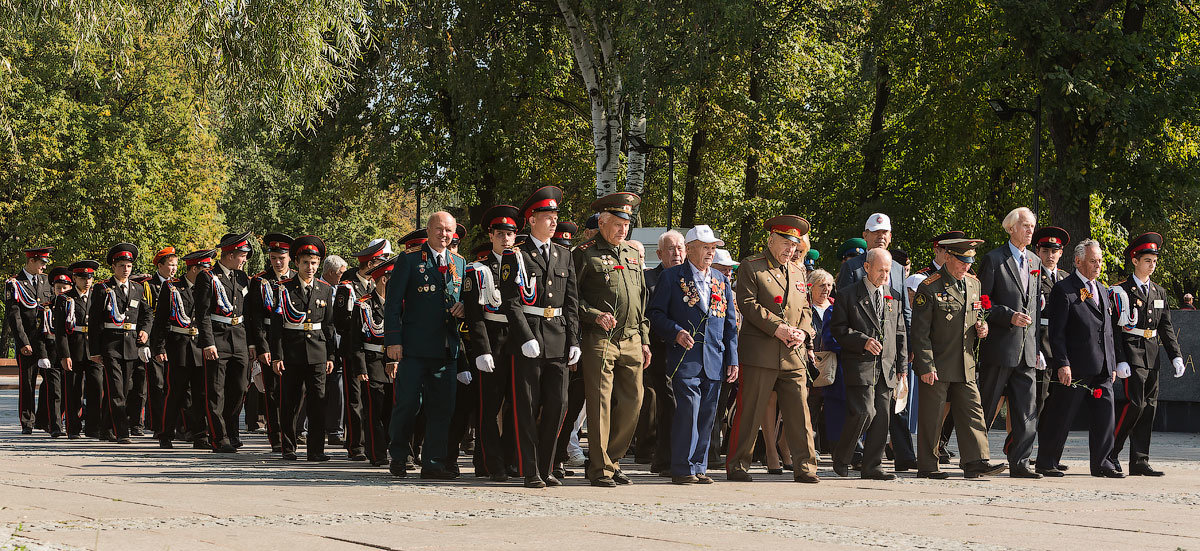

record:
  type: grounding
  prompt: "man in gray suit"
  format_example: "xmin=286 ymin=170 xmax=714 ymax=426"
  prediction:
xmin=830 ymin=248 xmax=908 ymax=480
xmin=976 ymin=207 xmax=1043 ymax=479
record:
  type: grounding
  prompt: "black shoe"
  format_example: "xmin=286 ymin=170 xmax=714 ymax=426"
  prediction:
xmin=68 ymin=433 xmax=80 ymax=440
xmin=116 ymin=437 xmax=132 ymax=444
xmin=916 ymin=470 xmax=950 ymax=479
xmin=390 ymin=460 xmax=408 ymax=478
xmin=489 ymin=472 xmax=509 ymax=482
xmin=861 ymin=471 xmax=896 ymax=481
xmin=506 ymin=465 xmax=519 ymax=477
xmin=1092 ymin=467 xmax=1125 ymax=478
xmin=727 ymin=470 xmax=753 ymax=482
xmin=963 ymin=461 xmax=1007 ymax=478
xmin=695 ymin=474 xmax=715 ymax=484
xmin=612 ymin=471 xmax=632 ymax=485
xmin=307 ymin=454 xmax=331 ymax=462
xmin=49 ymin=430 xmax=65 ymax=438
xmin=348 ymin=453 xmax=367 ymax=462
xmin=767 ymin=467 xmax=784 ymax=475
xmin=159 ymin=439 xmax=174 ymax=449
xmin=214 ymin=444 xmax=237 ymax=453
xmin=590 ymin=476 xmax=617 ymax=488
xmin=231 ymin=438 xmax=243 ymax=449
xmin=543 ymin=474 xmax=562 ymax=487
xmin=193 ymin=440 xmax=211 ymax=450
xmin=649 ymin=463 xmax=670 ymax=474
xmin=1056 ymin=464 xmax=1070 ymax=471
xmin=282 ymin=452 xmax=298 ymax=460
xmin=420 ymin=467 xmax=459 ymax=480
xmin=271 ymin=445 xmax=283 ymax=453
xmin=671 ymin=475 xmax=698 ymax=485
xmin=1110 ymin=458 xmax=1123 ymax=473
xmin=21 ymin=427 xmax=33 ymax=435
xmin=524 ymin=475 xmax=546 ymax=488
xmin=1129 ymin=463 xmax=1164 ymax=477
xmin=894 ymin=459 xmax=919 ymax=472
xmin=100 ymin=431 xmax=116 ymax=442
xmin=129 ymin=427 xmax=144 ymax=436
xmin=1035 ymin=467 xmax=1065 ymax=477
xmin=371 ymin=459 xmax=387 ymax=467
xmin=794 ymin=473 xmax=820 ymax=484
xmin=328 ymin=434 xmax=345 ymax=446
xmin=1010 ymin=464 xmax=1043 ymax=479
xmin=782 ymin=463 xmax=793 ymax=471
xmin=551 ymin=468 xmax=566 ymax=479
xmin=658 ymin=469 xmax=673 ymax=477
xmin=832 ymin=462 xmax=849 ymax=478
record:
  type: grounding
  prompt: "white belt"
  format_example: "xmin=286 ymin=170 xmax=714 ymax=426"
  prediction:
xmin=262 ymin=318 xmax=271 ymax=326
xmin=1122 ymin=327 xmax=1156 ymax=338
xmin=521 ymin=305 xmax=561 ymax=319
xmin=483 ymin=312 xmax=507 ymax=323
xmin=364 ymin=343 xmax=384 ymax=353
xmin=103 ymin=322 xmax=136 ymax=330
xmin=1040 ymin=318 xmax=1049 ymax=326
xmin=282 ymin=321 xmax=321 ymax=331
xmin=169 ymin=326 xmax=198 ymax=336
xmin=74 ymin=326 xmax=88 ymax=333
xmin=211 ymin=314 xmax=243 ymax=326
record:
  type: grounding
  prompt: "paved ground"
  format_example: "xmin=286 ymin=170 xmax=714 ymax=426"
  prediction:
xmin=1 ymin=388 xmax=1199 ymax=550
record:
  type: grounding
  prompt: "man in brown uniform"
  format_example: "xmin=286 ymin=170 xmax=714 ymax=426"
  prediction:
xmin=726 ymin=215 xmax=820 ymax=483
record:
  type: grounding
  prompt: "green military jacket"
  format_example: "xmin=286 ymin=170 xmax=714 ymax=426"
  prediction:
xmin=911 ymin=266 xmax=984 ymax=383
xmin=572 ymin=237 xmax=649 ymax=342
xmin=383 ymin=243 xmax=466 ymax=360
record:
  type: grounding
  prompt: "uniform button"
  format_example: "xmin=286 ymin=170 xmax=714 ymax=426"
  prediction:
xmin=548 ymin=292 xmax=554 ymax=298
xmin=548 ymin=280 xmax=553 ymax=286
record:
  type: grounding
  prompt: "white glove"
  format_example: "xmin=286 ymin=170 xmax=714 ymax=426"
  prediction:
xmin=37 ymin=358 xmax=50 ymax=370
xmin=138 ymin=347 xmax=152 ymax=363
xmin=1115 ymin=361 xmax=1132 ymax=379
xmin=1173 ymin=357 xmax=1185 ymax=378
xmin=456 ymin=371 xmax=473 ymax=385
xmin=568 ymin=346 xmax=582 ymax=365
xmin=521 ymin=339 xmax=541 ymax=359
xmin=251 ymin=362 xmax=265 ymax=392
xmin=1035 ymin=352 xmax=1046 ymax=371
xmin=476 ymin=354 xmax=495 ymax=373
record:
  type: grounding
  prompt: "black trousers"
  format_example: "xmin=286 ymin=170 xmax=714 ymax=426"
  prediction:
xmin=708 ymin=379 xmax=733 ymax=464
xmin=363 ymin=376 xmax=393 ymax=463
xmin=39 ymin=366 xmax=63 ymax=434
xmin=82 ymin=360 xmax=104 ymax=436
xmin=243 ymin=384 xmax=263 ymax=431
xmin=1036 ymin=375 xmax=1116 ymax=473
xmin=16 ymin=353 xmax=37 ymax=430
xmin=341 ymin=356 xmax=365 ymax=455
xmin=145 ymin=357 xmax=166 ymax=433
xmin=101 ymin=356 xmax=136 ymax=439
xmin=477 ymin=356 xmax=514 ymax=476
xmin=555 ymin=367 xmax=586 ymax=467
xmin=979 ymin=363 xmax=1038 ymax=466
xmin=888 ymin=395 xmax=917 ymax=462
xmin=281 ymin=362 xmax=326 ymax=456
xmin=63 ymin=365 xmax=85 ymax=435
xmin=126 ymin=360 xmax=147 ymax=430
xmin=1112 ymin=366 xmax=1159 ymax=466
xmin=836 ymin=378 xmax=892 ymax=474
xmin=160 ymin=351 xmax=201 ymax=441
xmin=511 ymin=354 xmax=568 ymax=478
xmin=201 ymin=353 xmax=249 ymax=448
xmin=649 ymin=353 xmax=675 ymax=472
xmin=447 ymin=366 xmax=478 ymax=471
xmin=261 ymin=365 xmax=283 ymax=447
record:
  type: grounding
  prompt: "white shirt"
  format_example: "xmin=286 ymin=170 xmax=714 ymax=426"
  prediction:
xmin=529 ymin=236 xmax=551 ymax=261
xmin=688 ymin=261 xmax=712 ymax=311
xmin=428 ymin=247 xmax=447 ymax=267
xmin=1132 ymin=273 xmax=1151 ymax=296
xmin=21 ymin=268 xmax=37 ymax=287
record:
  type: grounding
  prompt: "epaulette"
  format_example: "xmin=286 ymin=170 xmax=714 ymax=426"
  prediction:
xmin=280 ymin=277 xmax=294 ymax=284
xmin=254 ymin=270 xmax=268 ymax=279
xmin=449 ymin=251 xmax=464 ymax=262
xmin=339 ymin=280 xmax=354 ymax=287
xmin=576 ymin=239 xmax=596 ymax=251
xmin=1117 ymin=278 xmax=1130 ymax=286
xmin=965 ymin=273 xmax=978 ymax=280
xmin=357 ymin=294 xmax=372 ymax=304
xmin=314 ymin=278 xmax=331 ymax=289
xmin=915 ymin=266 xmax=933 ymax=275
xmin=921 ymin=273 xmax=942 ymax=286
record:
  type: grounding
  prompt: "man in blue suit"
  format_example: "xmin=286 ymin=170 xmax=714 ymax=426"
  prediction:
xmin=647 ymin=225 xmax=739 ymax=485
xmin=1035 ymin=239 xmax=1126 ymax=478
xmin=384 ymin=211 xmax=467 ymax=479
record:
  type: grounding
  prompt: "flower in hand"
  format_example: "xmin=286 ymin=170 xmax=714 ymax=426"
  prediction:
xmin=774 ymin=295 xmax=783 ymax=304
xmin=980 ymin=294 xmax=992 ymax=310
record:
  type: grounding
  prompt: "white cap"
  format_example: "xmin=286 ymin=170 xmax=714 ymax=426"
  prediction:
xmin=713 ymin=248 xmax=738 ymax=267
xmin=368 ymin=238 xmax=392 ymax=256
xmin=685 ymin=225 xmax=724 ymax=246
xmin=864 ymin=213 xmax=892 ymax=232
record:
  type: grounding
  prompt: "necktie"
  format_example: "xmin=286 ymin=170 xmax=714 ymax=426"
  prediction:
xmin=542 ymin=244 xmax=550 ymax=263
xmin=874 ymin=288 xmax=884 ymax=319
xmin=1089 ymin=281 xmax=1098 ymax=306
xmin=1141 ymin=284 xmax=1149 ymax=298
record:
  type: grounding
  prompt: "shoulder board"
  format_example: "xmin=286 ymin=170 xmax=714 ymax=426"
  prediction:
xmin=254 ymin=270 xmax=268 ymax=278
xmin=916 ymin=266 xmax=932 ymax=275
xmin=314 ymin=279 xmax=331 ymax=289
xmin=406 ymin=249 xmax=423 ymax=257
xmin=339 ymin=280 xmax=354 ymax=288
xmin=449 ymin=251 xmax=464 ymax=261
xmin=357 ymin=294 xmax=372 ymax=304
xmin=170 ymin=278 xmax=181 ymax=283
xmin=280 ymin=277 xmax=294 ymax=284
xmin=745 ymin=252 xmax=766 ymax=263
xmin=921 ymin=273 xmax=942 ymax=286
xmin=1117 ymin=278 xmax=1130 ymax=286
xmin=965 ymin=273 xmax=978 ymax=280
xmin=576 ymin=240 xmax=596 ymax=251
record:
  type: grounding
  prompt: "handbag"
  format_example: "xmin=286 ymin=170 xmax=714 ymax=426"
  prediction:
xmin=812 ymin=350 xmax=837 ymax=387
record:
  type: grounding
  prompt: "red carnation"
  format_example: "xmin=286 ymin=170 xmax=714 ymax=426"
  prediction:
xmin=1030 ymin=269 xmax=1041 ymax=276
xmin=1092 ymin=388 xmax=1103 ymax=399
xmin=712 ymin=293 xmax=722 ymax=302
xmin=774 ymin=295 xmax=784 ymax=304
xmin=438 ymin=266 xmax=448 ymax=274
xmin=883 ymin=295 xmax=893 ymax=301
xmin=980 ymin=295 xmax=992 ymax=310
xmin=614 ymin=265 xmax=625 ymax=270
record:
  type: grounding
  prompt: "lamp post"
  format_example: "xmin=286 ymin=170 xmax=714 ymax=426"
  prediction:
xmin=629 ymin=135 xmax=676 ymax=230
xmin=987 ymin=95 xmax=1042 ymax=217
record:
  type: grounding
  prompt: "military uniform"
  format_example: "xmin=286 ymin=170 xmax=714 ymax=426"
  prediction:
xmin=550 ymin=221 xmax=588 ymax=477
xmin=1032 ymin=227 xmax=1069 ymax=417
xmin=149 ymin=250 xmax=213 ymax=447
xmin=1108 ymin=232 xmax=1183 ymax=475
xmin=37 ymin=267 xmax=72 ymax=437
xmin=726 ymin=216 xmax=819 ymax=482
xmin=195 ymin=232 xmax=253 ymax=453
xmin=574 ymin=192 xmax=649 ymax=486
xmin=142 ymin=248 xmax=178 ymax=436
xmin=87 ymin=244 xmax=152 ymax=443
xmin=345 ymin=257 xmax=400 ymax=466
xmin=910 ymin=239 xmax=1002 ymax=478
xmin=6 ymin=247 xmax=54 ymax=433
xmin=335 ymin=239 xmax=391 ymax=461
xmin=54 ymin=260 xmax=100 ymax=438
xmin=246 ymin=234 xmax=295 ymax=451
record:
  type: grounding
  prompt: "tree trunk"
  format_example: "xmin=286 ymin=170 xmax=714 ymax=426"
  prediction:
xmin=738 ymin=58 xmax=762 ymax=261
xmin=859 ymin=59 xmax=889 ymax=210
xmin=680 ymin=93 xmax=709 ymax=228
xmin=557 ymin=0 xmax=623 ymax=198
xmin=624 ymin=89 xmax=648 ymax=216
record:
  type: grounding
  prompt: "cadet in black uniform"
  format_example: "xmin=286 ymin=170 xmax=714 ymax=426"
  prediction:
xmin=247 ymin=233 xmax=295 ymax=452
xmin=37 ymin=267 xmax=73 ymax=437
xmin=1031 ymin=226 xmax=1070 ymax=472
xmin=149 ymin=249 xmax=214 ymax=448
xmin=195 ymin=232 xmax=253 ymax=453
xmin=141 ymin=247 xmax=178 ymax=437
xmin=270 ymin=235 xmax=338 ymax=461
xmin=87 ymin=243 xmax=152 ymax=444
xmin=550 ymin=220 xmax=587 ymax=478
xmin=335 ymin=238 xmax=391 ymax=461
xmin=54 ymin=260 xmax=99 ymax=439
xmin=6 ymin=246 xmax=53 ymax=434
xmin=345 ymin=256 xmax=401 ymax=466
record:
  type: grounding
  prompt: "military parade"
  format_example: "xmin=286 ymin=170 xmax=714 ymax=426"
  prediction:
xmin=3 ymin=196 xmax=1191 ymax=490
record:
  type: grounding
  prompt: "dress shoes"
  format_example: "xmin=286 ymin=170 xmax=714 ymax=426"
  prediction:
xmin=1010 ymin=464 xmax=1043 ymax=479
xmin=490 ymin=472 xmax=509 ymax=482
xmin=590 ymin=476 xmax=617 ymax=488
xmin=1129 ymin=463 xmax=1165 ymax=477
xmin=916 ymin=470 xmax=950 ymax=479
xmin=1035 ymin=467 xmax=1064 ymax=477
xmin=307 ymin=454 xmax=331 ymax=462
xmin=612 ymin=471 xmax=632 ymax=485
xmin=894 ymin=459 xmax=919 ymax=472
xmin=158 ymin=439 xmax=173 ymax=449
xmin=832 ymin=462 xmax=850 ymax=478
xmin=1092 ymin=467 xmax=1125 ymax=478
xmin=524 ymin=475 xmax=546 ymax=488
xmin=727 ymin=470 xmax=753 ymax=482
xmin=861 ymin=471 xmax=896 ymax=481
xmin=282 ymin=452 xmax=298 ymax=460
xmin=389 ymin=460 xmax=408 ymax=478
xmin=963 ymin=460 xmax=1007 ymax=478
xmin=695 ymin=474 xmax=714 ymax=484
xmin=543 ymin=475 xmax=562 ymax=487
xmin=671 ymin=475 xmax=698 ymax=485
xmin=420 ymin=467 xmax=459 ymax=480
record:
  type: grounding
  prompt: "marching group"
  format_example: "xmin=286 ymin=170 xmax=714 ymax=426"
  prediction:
xmin=5 ymin=188 xmax=1187 ymax=487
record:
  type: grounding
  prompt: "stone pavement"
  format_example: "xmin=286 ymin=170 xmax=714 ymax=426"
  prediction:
xmin=0 ymin=388 xmax=1198 ymax=551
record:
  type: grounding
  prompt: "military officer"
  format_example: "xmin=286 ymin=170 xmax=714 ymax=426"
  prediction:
xmin=725 ymin=215 xmax=819 ymax=483
xmin=149 ymin=249 xmax=213 ymax=448
xmin=573 ymin=191 xmax=650 ymax=488
xmin=246 ymin=233 xmax=294 ymax=452
xmin=384 ymin=212 xmax=467 ymax=479
xmin=54 ymin=260 xmax=99 ymax=438
xmin=87 ymin=243 xmax=152 ymax=444
xmin=911 ymin=238 xmax=1007 ymax=479
xmin=6 ymin=246 xmax=54 ymax=434
xmin=345 ymin=256 xmax=401 ymax=466
xmin=501 ymin=189 xmax=581 ymax=488
xmin=1108 ymin=232 xmax=1184 ymax=476
xmin=195 ymin=232 xmax=253 ymax=453
xmin=335 ymin=238 xmax=392 ymax=461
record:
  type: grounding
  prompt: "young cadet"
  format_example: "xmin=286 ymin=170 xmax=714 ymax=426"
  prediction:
xmin=37 ymin=266 xmax=74 ymax=437
xmin=195 ymin=232 xmax=253 ymax=453
xmin=335 ymin=238 xmax=392 ymax=461
xmin=6 ymin=246 xmax=54 ymax=434
xmin=150 ymin=249 xmax=214 ymax=449
xmin=55 ymin=260 xmax=100 ymax=438
xmin=345 ymin=256 xmax=401 ymax=466
xmin=87 ymin=243 xmax=152 ymax=444
xmin=247 ymin=233 xmax=294 ymax=452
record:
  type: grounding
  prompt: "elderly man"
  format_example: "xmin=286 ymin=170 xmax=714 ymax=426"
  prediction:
xmin=726 ymin=215 xmax=820 ymax=483
xmin=574 ymin=192 xmax=650 ymax=488
xmin=911 ymin=238 xmax=1006 ymax=479
xmin=830 ymin=248 xmax=907 ymax=480
xmin=385 ymin=211 xmax=467 ymax=479
xmin=1036 ymin=239 xmax=1125 ymax=478
xmin=636 ymin=229 xmax=685 ymax=474
xmin=976 ymin=207 xmax=1043 ymax=478
xmin=647 ymin=225 xmax=738 ymax=484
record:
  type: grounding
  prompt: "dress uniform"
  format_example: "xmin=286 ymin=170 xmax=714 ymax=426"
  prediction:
xmin=195 ymin=231 xmax=253 ymax=453
xmin=550 ymin=220 xmax=587 ymax=477
xmin=574 ymin=191 xmax=648 ymax=487
xmin=345 ymin=256 xmax=401 ymax=466
xmin=87 ymin=243 xmax=152 ymax=444
xmin=37 ymin=267 xmax=73 ymax=437
xmin=1108 ymin=232 xmax=1183 ymax=476
xmin=149 ymin=250 xmax=213 ymax=448
xmin=335 ymin=238 xmax=391 ymax=461
xmin=54 ymin=260 xmax=100 ymax=438
xmin=384 ymin=219 xmax=466 ymax=479
xmin=911 ymin=238 xmax=1005 ymax=478
xmin=270 ymin=235 xmax=338 ymax=461
xmin=142 ymin=247 xmax=178 ymax=436
xmin=463 ymin=207 xmax=521 ymax=481
xmin=725 ymin=215 xmax=820 ymax=483
xmin=247 ymin=233 xmax=295 ymax=452
xmin=125 ymin=273 xmax=156 ymax=435
xmin=501 ymin=190 xmax=581 ymax=488
xmin=6 ymin=246 xmax=54 ymax=434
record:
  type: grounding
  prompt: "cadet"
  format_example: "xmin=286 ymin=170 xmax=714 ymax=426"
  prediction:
xmin=54 ymin=260 xmax=100 ymax=438
xmin=1108 ymin=232 xmax=1184 ymax=476
xmin=38 ymin=267 xmax=73 ymax=437
xmin=247 ymin=233 xmax=295 ymax=452
xmin=345 ymin=256 xmax=401 ymax=466
xmin=150 ymin=249 xmax=214 ymax=448
xmin=911 ymin=238 xmax=1006 ymax=479
xmin=6 ymin=246 xmax=54 ymax=434
xmin=87 ymin=243 xmax=152 ymax=444
xmin=142 ymin=247 xmax=178 ymax=437
xmin=333 ymin=238 xmax=391 ymax=460
xmin=195 ymin=232 xmax=253 ymax=453
xmin=270 ymin=235 xmax=337 ymax=461
xmin=1032 ymin=227 xmax=1069 ymax=428
xmin=574 ymin=191 xmax=649 ymax=488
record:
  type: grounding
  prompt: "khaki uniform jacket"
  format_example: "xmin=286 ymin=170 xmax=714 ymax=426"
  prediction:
xmin=911 ymin=267 xmax=983 ymax=383
xmin=572 ymin=237 xmax=648 ymax=342
xmin=735 ymin=250 xmax=812 ymax=371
